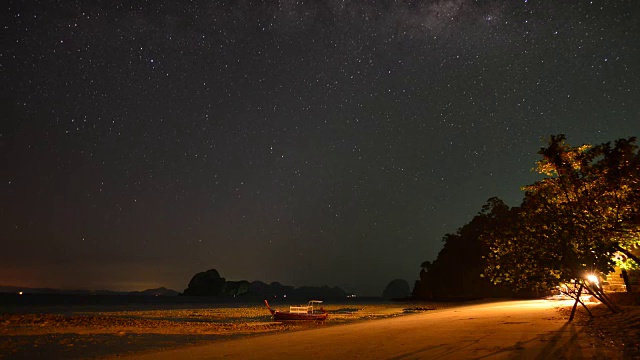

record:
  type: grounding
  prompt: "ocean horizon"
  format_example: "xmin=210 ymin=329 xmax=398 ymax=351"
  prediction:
xmin=0 ymin=293 xmax=391 ymax=315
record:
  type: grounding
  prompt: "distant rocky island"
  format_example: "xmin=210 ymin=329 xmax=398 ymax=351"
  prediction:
xmin=182 ymin=269 xmax=346 ymax=300
xmin=382 ymin=279 xmax=411 ymax=300
xmin=1 ymin=269 xmax=348 ymax=300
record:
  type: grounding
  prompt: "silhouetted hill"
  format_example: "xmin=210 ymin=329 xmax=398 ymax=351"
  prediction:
xmin=127 ymin=287 xmax=180 ymax=296
xmin=182 ymin=269 xmax=347 ymax=300
xmin=382 ymin=279 xmax=410 ymax=299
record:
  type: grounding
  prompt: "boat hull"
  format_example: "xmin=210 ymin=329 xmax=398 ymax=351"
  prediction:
xmin=264 ymin=299 xmax=328 ymax=321
xmin=272 ymin=311 xmax=328 ymax=321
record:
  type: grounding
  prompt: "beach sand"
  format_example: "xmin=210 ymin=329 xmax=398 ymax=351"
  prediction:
xmin=563 ymin=298 xmax=640 ymax=357
xmin=1 ymin=298 xmax=638 ymax=359
xmin=0 ymin=302 xmax=429 ymax=359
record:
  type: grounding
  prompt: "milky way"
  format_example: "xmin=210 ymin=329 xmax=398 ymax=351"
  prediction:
xmin=3 ymin=1 xmax=639 ymax=295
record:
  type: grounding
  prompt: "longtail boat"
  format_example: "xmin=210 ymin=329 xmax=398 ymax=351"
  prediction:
xmin=264 ymin=299 xmax=328 ymax=321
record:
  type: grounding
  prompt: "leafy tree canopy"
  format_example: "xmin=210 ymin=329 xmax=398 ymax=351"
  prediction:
xmin=413 ymin=197 xmax=518 ymax=300
xmin=483 ymin=135 xmax=640 ymax=294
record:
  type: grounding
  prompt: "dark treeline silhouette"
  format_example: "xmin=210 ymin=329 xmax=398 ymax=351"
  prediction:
xmin=412 ymin=198 xmax=528 ymax=300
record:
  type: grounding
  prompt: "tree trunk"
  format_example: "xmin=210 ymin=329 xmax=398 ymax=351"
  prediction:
xmin=568 ymin=283 xmax=583 ymax=322
xmin=578 ymin=298 xmax=593 ymax=317
xmin=621 ymin=269 xmax=632 ymax=292
xmin=584 ymin=281 xmax=621 ymax=314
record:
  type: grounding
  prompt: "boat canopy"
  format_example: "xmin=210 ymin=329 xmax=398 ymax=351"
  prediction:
xmin=290 ymin=300 xmax=324 ymax=314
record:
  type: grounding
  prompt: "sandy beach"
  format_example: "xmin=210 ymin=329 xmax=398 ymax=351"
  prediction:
xmin=0 ymin=301 xmax=436 ymax=359
xmin=1 ymin=298 xmax=638 ymax=359
xmin=116 ymin=300 xmax=639 ymax=359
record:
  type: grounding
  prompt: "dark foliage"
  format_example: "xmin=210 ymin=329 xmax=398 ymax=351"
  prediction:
xmin=413 ymin=198 xmax=519 ymax=300
xmin=484 ymin=136 xmax=640 ymax=294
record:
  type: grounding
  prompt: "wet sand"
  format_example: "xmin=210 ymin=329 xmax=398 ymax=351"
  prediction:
xmin=0 ymin=301 xmax=438 ymax=359
xmin=1 ymin=299 xmax=638 ymax=359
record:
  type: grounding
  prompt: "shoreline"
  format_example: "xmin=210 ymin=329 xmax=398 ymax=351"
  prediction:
xmin=2 ymin=299 xmax=637 ymax=359
xmin=0 ymin=300 xmax=454 ymax=359
xmin=116 ymin=299 xmax=636 ymax=360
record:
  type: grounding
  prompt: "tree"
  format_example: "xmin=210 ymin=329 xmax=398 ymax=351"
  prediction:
xmin=413 ymin=197 xmax=518 ymax=300
xmin=483 ymin=135 xmax=640 ymax=318
xmin=536 ymin=135 xmax=640 ymax=263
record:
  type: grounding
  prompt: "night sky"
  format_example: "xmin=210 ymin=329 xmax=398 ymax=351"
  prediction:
xmin=3 ymin=1 xmax=639 ymax=295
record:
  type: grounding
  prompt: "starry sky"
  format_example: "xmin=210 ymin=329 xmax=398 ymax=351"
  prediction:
xmin=3 ymin=0 xmax=639 ymax=295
